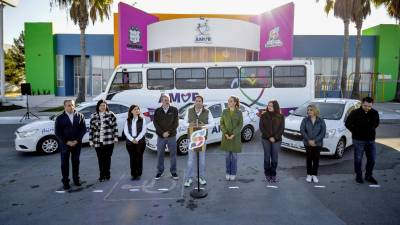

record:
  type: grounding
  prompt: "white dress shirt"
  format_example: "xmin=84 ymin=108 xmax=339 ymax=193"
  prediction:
xmin=66 ymin=111 xmax=74 ymax=124
xmin=183 ymin=107 xmax=215 ymax=129
xmin=124 ymin=117 xmax=147 ymax=142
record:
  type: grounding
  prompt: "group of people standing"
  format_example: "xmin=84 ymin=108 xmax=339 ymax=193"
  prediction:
xmin=55 ymin=95 xmax=380 ymax=190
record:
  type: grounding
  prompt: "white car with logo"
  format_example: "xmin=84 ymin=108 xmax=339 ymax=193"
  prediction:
xmin=145 ymin=101 xmax=260 ymax=155
xmin=15 ymin=101 xmax=130 ymax=154
xmin=282 ymin=98 xmax=361 ymax=158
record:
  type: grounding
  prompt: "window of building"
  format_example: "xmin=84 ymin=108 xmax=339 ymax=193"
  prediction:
xmin=175 ymin=68 xmax=206 ymax=89
xmin=240 ymin=66 xmax=272 ymax=88
xmin=56 ymin=55 xmax=64 ymax=87
xmin=273 ymin=66 xmax=306 ymax=88
xmin=207 ymin=67 xmax=239 ymax=89
xmin=110 ymin=72 xmax=143 ymax=92
xmin=147 ymin=68 xmax=174 ymax=90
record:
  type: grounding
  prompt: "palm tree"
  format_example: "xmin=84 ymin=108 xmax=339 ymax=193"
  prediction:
xmin=373 ymin=0 xmax=400 ymax=24
xmin=350 ymin=0 xmax=371 ymax=99
xmin=322 ymin=0 xmax=354 ymax=98
xmin=51 ymin=0 xmax=113 ymax=103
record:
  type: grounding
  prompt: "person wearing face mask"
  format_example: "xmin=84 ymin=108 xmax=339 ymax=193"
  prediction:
xmin=345 ymin=97 xmax=380 ymax=184
xmin=259 ymin=100 xmax=284 ymax=183
xmin=183 ymin=95 xmax=215 ymax=187
xmin=220 ymin=95 xmax=243 ymax=181
xmin=55 ymin=99 xmax=87 ymax=190
xmin=89 ymin=100 xmax=119 ymax=182
xmin=124 ymin=105 xmax=147 ymax=180
xmin=300 ymin=104 xmax=326 ymax=184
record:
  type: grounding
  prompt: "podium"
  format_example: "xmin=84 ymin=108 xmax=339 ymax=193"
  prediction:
xmin=188 ymin=124 xmax=208 ymax=199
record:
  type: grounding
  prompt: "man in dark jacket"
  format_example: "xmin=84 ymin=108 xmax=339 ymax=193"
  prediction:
xmin=345 ymin=97 xmax=380 ymax=184
xmin=153 ymin=94 xmax=179 ymax=180
xmin=55 ymin=100 xmax=87 ymax=190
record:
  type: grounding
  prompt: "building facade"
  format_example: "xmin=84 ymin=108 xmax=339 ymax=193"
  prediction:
xmin=24 ymin=2 xmax=400 ymax=101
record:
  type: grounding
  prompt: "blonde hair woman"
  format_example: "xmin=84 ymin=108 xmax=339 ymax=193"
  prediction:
xmin=220 ymin=96 xmax=243 ymax=181
xmin=300 ymin=104 xmax=326 ymax=183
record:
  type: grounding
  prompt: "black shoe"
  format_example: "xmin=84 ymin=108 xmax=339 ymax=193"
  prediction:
xmin=365 ymin=176 xmax=378 ymax=185
xmin=73 ymin=180 xmax=82 ymax=186
xmin=154 ymin=172 xmax=163 ymax=180
xmin=99 ymin=177 xmax=105 ymax=182
xmin=171 ymin=173 xmax=179 ymax=180
xmin=105 ymin=176 xmax=110 ymax=181
xmin=356 ymin=176 xmax=364 ymax=184
xmin=63 ymin=183 xmax=71 ymax=190
xmin=131 ymin=176 xmax=137 ymax=180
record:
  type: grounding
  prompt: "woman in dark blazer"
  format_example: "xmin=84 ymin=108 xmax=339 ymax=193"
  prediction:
xmin=124 ymin=105 xmax=147 ymax=180
xmin=89 ymin=100 xmax=118 ymax=182
xmin=259 ymin=100 xmax=284 ymax=183
xmin=300 ymin=104 xmax=326 ymax=183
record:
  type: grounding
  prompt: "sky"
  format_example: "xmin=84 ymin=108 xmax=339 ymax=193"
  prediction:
xmin=3 ymin=0 xmax=398 ymax=45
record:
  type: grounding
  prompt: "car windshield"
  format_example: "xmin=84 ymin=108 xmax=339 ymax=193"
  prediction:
xmin=293 ymin=102 xmax=345 ymax=120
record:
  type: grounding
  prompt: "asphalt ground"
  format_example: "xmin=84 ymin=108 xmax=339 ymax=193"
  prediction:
xmin=0 ymin=122 xmax=399 ymax=225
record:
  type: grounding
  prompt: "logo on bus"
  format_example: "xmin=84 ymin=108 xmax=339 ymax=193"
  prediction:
xmin=127 ymin=26 xmax=143 ymax=50
xmin=159 ymin=92 xmax=200 ymax=103
xmin=265 ymin=26 xmax=283 ymax=48
xmin=195 ymin=18 xmax=212 ymax=44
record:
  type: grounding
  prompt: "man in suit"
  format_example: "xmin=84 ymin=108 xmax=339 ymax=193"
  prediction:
xmin=55 ymin=99 xmax=87 ymax=190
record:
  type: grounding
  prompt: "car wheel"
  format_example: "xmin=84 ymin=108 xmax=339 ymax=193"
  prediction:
xmin=241 ymin=125 xmax=254 ymax=142
xmin=334 ymin=137 xmax=346 ymax=159
xmin=177 ymin=135 xmax=189 ymax=155
xmin=37 ymin=136 xmax=59 ymax=154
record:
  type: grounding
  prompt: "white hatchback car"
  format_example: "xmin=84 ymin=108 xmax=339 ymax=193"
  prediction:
xmin=145 ymin=101 xmax=260 ymax=155
xmin=282 ymin=98 xmax=361 ymax=158
xmin=15 ymin=101 xmax=130 ymax=154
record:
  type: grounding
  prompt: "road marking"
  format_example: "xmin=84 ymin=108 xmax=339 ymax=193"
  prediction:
xmin=369 ymin=185 xmax=381 ymax=188
xmin=157 ymin=188 xmax=169 ymax=191
xmin=194 ymin=187 xmax=205 ymax=190
xmin=93 ymin=190 xmax=104 ymax=193
xmin=267 ymin=185 xmax=278 ymax=189
xmin=228 ymin=186 xmax=239 ymax=189
xmin=55 ymin=190 xmax=65 ymax=194
xmin=314 ymin=185 xmax=326 ymax=188
xmin=129 ymin=188 xmax=140 ymax=192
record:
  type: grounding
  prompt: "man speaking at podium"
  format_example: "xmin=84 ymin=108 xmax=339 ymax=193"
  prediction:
xmin=183 ymin=95 xmax=215 ymax=187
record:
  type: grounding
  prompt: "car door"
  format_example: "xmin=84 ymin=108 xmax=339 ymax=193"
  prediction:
xmin=207 ymin=103 xmax=223 ymax=143
xmin=108 ymin=104 xmax=129 ymax=137
xmin=78 ymin=105 xmax=97 ymax=143
xmin=343 ymin=104 xmax=356 ymax=147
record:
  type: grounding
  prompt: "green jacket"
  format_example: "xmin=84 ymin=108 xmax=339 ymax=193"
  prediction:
xmin=220 ymin=108 xmax=243 ymax=153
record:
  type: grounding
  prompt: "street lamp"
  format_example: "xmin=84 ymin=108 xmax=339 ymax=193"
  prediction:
xmin=0 ymin=0 xmax=19 ymax=104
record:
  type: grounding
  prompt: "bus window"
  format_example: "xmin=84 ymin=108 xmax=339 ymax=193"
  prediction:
xmin=110 ymin=72 xmax=143 ymax=92
xmin=207 ymin=67 xmax=239 ymax=89
xmin=147 ymin=68 xmax=174 ymax=90
xmin=175 ymin=68 xmax=206 ymax=89
xmin=240 ymin=66 xmax=272 ymax=88
xmin=273 ymin=66 xmax=306 ymax=88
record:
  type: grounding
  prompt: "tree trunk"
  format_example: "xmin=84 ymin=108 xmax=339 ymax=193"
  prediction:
xmin=341 ymin=19 xmax=350 ymax=98
xmin=351 ymin=21 xmax=362 ymax=100
xmin=76 ymin=27 xmax=86 ymax=103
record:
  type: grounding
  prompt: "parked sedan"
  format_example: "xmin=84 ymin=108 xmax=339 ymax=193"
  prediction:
xmin=145 ymin=101 xmax=260 ymax=155
xmin=282 ymin=98 xmax=361 ymax=158
xmin=15 ymin=101 xmax=130 ymax=154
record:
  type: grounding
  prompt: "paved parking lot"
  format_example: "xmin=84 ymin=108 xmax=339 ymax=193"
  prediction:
xmin=0 ymin=123 xmax=399 ymax=225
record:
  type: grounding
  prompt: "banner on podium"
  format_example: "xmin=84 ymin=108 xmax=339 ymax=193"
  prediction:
xmin=188 ymin=127 xmax=207 ymax=152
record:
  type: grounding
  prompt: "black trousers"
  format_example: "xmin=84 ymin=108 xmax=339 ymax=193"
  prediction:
xmin=305 ymin=146 xmax=321 ymax=176
xmin=60 ymin=144 xmax=81 ymax=183
xmin=95 ymin=144 xmax=114 ymax=179
xmin=126 ymin=140 xmax=145 ymax=177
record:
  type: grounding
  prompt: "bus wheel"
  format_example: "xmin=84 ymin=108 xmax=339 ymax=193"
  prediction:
xmin=177 ymin=135 xmax=189 ymax=155
xmin=241 ymin=125 xmax=254 ymax=142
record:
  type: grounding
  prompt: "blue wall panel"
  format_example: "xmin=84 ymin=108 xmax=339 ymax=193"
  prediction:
xmin=56 ymin=34 xmax=114 ymax=56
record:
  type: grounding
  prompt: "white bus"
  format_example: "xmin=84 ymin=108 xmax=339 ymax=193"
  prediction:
xmin=95 ymin=60 xmax=314 ymax=119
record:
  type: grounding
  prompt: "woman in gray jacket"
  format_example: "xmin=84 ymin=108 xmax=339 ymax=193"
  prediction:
xmin=300 ymin=104 xmax=326 ymax=183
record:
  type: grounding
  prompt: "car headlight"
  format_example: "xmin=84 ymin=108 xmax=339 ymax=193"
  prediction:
xmin=325 ymin=129 xmax=336 ymax=138
xmin=18 ymin=129 xmax=39 ymax=138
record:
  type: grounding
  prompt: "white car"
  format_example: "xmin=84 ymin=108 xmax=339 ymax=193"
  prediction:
xmin=282 ymin=98 xmax=361 ymax=158
xmin=145 ymin=102 xmax=260 ymax=155
xmin=15 ymin=101 xmax=130 ymax=154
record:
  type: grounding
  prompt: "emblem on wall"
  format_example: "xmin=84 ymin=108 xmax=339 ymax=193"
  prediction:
xmin=127 ymin=26 xmax=143 ymax=50
xmin=265 ymin=26 xmax=283 ymax=48
xmin=195 ymin=18 xmax=212 ymax=44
